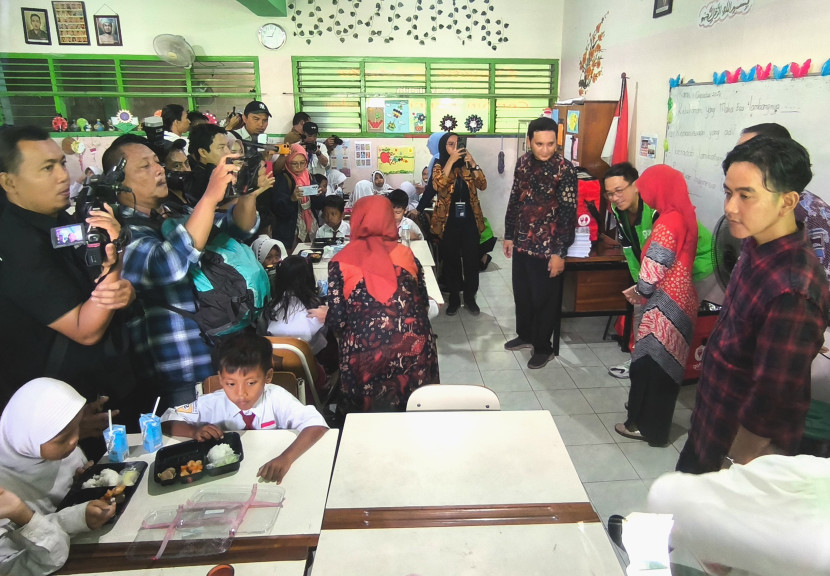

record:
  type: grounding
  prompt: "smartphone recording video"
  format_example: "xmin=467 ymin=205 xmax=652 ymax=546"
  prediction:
xmin=456 ymin=135 xmax=468 ymax=152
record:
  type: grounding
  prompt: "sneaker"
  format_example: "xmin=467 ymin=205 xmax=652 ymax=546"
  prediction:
xmin=504 ymin=338 xmax=533 ymax=351
xmin=527 ymin=352 xmax=555 ymax=369
xmin=464 ymin=297 xmax=480 ymax=315
xmin=608 ymin=359 xmax=631 ymax=379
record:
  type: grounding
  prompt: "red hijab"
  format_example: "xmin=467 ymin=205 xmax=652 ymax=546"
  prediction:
xmin=636 ymin=165 xmax=698 ymax=262
xmin=286 ymin=143 xmax=311 ymax=187
xmin=332 ymin=195 xmax=417 ymax=302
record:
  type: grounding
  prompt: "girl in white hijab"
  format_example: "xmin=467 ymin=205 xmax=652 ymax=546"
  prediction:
xmin=0 ymin=378 xmax=115 ymax=576
xmin=326 ymin=169 xmax=347 ymax=197
xmin=370 ymin=170 xmax=393 ymax=195
xmin=347 ymin=180 xmax=374 ymax=208
xmin=399 ymin=181 xmax=420 ymax=212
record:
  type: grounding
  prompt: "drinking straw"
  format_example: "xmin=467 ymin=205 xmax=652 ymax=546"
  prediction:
xmin=152 ymin=396 xmax=160 ymax=416
xmin=108 ymin=409 xmax=113 ymax=431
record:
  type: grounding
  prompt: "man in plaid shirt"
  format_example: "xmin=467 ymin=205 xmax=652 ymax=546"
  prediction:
xmin=102 ymin=135 xmax=262 ymax=412
xmin=677 ymin=136 xmax=830 ymax=474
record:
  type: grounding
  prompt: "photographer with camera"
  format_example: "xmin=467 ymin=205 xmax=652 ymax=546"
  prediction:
xmin=104 ymin=134 xmax=271 ymax=411
xmin=300 ymin=122 xmax=329 ymax=179
xmin=0 ymin=126 xmax=138 ymax=439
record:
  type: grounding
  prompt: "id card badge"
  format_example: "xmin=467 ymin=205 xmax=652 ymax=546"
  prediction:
xmin=454 ymin=202 xmax=467 ymax=218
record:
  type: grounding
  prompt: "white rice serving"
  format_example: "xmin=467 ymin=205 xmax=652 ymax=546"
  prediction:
xmin=206 ymin=443 xmax=239 ymax=467
xmin=81 ymin=468 xmax=120 ymax=488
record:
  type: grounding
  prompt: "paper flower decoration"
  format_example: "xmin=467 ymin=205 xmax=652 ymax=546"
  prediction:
xmin=413 ymin=112 xmax=426 ymax=123
xmin=204 ymin=112 xmax=218 ymax=124
xmin=668 ymin=74 xmax=681 ymax=88
xmin=117 ymin=109 xmax=135 ymax=123
xmin=713 ymin=70 xmax=727 ymax=85
xmin=440 ymin=114 xmax=458 ymax=132
xmin=790 ymin=59 xmax=811 ymax=78
xmin=739 ymin=67 xmax=756 ymax=82
xmin=465 ymin=114 xmax=483 ymax=133
xmin=578 ymin=12 xmax=607 ymax=96
xmin=52 ymin=115 xmax=68 ymax=132
xmin=756 ymin=63 xmax=772 ymax=80
xmin=822 ymin=58 xmax=830 ymax=76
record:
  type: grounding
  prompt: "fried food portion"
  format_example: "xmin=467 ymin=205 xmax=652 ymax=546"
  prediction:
xmin=157 ymin=467 xmax=176 ymax=481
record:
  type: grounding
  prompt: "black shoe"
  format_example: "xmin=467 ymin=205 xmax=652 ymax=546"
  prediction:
xmin=479 ymin=254 xmax=492 ymax=271
xmin=504 ymin=338 xmax=533 ymax=351
xmin=527 ymin=352 xmax=555 ymax=369
xmin=464 ymin=297 xmax=480 ymax=315
xmin=446 ymin=294 xmax=461 ymax=316
xmin=607 ymin=515 xmax=627 ymax=553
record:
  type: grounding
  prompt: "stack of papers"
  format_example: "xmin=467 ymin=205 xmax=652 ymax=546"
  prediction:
xmin=566 ymin=228 xmax=592 ymax=258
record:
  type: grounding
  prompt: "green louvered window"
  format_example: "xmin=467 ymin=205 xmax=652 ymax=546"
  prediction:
xmin=293 ymin=57 xmax=558 ymax=136
xmin=0 ymin=54 xmax=260 ymax=132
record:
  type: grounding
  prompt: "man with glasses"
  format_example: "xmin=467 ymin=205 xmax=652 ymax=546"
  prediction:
xmin=603 ymin=162 xmax=714 ymax=378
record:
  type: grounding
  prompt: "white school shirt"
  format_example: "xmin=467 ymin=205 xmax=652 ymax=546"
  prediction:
xmin=397 ymin=216 xmax=423 ymax=241
xmin=162 ymin=384 xmax=327 ymax=432
xmin=316 ymin=221 xmax=350 ymax=240
xmin=266 ymin=297 xmax=328 ymax=354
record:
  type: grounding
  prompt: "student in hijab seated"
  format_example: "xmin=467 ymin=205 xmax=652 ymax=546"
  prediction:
xmin=0 ymin=378 xmax=115 ymax=576
xmin=347 ymin=179 xmax=374 ymax=209
xmin=370 ymin=170 xmax=393 ymax=195
xmin=326 ymin=196 xmax=439 ymax=413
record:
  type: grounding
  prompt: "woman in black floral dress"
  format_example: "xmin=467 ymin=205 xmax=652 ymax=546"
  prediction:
xmin=326 ymin=195 xmax=439 ymax=412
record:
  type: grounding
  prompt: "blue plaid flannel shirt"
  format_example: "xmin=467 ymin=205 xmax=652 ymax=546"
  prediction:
xmin=121 ymin=205 xmax=258 ymax=388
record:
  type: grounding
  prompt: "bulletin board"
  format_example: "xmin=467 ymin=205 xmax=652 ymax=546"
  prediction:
xmin=664 ymin=75 xmax=830 ymax=231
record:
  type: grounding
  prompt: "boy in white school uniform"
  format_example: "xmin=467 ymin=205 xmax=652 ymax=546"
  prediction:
xmin=162 ymin=332 xmax=328 ymax=483
xmin=388 ymin=189 xmax=424 ymax=241
xmin=315 ymin=195 xmax=351 ymax=240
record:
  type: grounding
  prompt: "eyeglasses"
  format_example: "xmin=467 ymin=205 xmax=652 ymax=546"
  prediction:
xmin=288 ymin=161 xmax=307 ymax=168
xmin=605 ymin=184 xmax=631 ymax=200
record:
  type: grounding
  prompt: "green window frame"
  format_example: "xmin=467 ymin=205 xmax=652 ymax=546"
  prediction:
xmin=0 ymin=54 xmax=260 ymax=133
xmin=292 ymin=56 xmax=558 ymax=137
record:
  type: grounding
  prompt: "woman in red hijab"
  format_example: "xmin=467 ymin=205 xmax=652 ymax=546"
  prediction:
xmin=327 ymin=195 xmax=439 ymax=412
xmin=615 ymin=165 xmax=699 ymax=447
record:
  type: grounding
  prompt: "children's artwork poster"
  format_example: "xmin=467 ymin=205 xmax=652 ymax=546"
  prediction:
xmin=52 ymin=1 xmax=89 ymax=45
xmin=409 ymin=99 xmax=427 ymax=134
xmin=551 ymin=109 xmax=560 ymax=124
xmin=566 ymin=110 xmax=580 ymax=134
xmin=384 ymin=100 xmax=410 ymax=134
xmin=331 ymin=138 xmax=351 ymax=176
xmin=367 ymin=107 xmax=384 ymax=133
xmin=354 ymin=141 xmax=372 ymax=168
xmin=639 ymin=135 xmax=658 ymax=159
xmin=378 ymin=146 xmax=415 ymax=174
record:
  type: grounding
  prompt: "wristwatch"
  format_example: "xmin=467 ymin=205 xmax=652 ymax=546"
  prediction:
xmin=471 ymin=165 xmax=480 ymax=171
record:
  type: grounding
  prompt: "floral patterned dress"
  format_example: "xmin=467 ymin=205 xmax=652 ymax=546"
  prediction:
xmin=327 ymin=259 xmax=439 ymax=412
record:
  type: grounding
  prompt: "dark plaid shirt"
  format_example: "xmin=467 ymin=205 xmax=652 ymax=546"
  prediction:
xmin=689 ymin=225 xmax=830 ymax=471
xmin=504 ymin=152 xmax=577 ymax=259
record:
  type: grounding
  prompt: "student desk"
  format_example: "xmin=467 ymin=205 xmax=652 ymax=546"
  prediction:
xmin=57 ymin=429 xmax=339 ymax=574
xmin=323 ymin=411 xmax=597 ymax=529
xmin=311 ymin=523 xmax=624 ymax=575
xmin=558 ymin=242 xmax=632 ymax=355
xmin=64 ymin=561 xmax=307 ymax=576
xmin=293 ymin=241 xmax=443 ymax=305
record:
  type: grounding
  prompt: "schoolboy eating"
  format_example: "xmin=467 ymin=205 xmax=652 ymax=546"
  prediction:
xmin=162 ymin=332 xmax=328 ymax=483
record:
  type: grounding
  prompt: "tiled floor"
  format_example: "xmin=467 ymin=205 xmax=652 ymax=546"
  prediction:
xmin=432 ymin=242 xmax=697 ymax=531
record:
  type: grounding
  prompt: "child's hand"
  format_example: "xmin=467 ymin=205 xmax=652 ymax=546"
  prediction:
xmin=193 ymin=424 xmax=224 ymax=441
xmin=257 ymin=454 xmax=294 ymax=484
xmin=307 ymin=305 xmax=328 ymax=323
xmin=85 ymin=499 xmax=116 ymax=530
xmin=0 ymin=487 xmax=34 ymax=526
xmin=74 ymin=460 xmax=94 ymax=479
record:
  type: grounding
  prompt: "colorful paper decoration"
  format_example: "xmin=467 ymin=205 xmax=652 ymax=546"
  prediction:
xmin=440 ymin=114 xmax=458 ymax=132
xmin=52 ymin=115 xmax=68 ymax=132
xmin=204 ymin=112 xmax=218 ymax=124
xmin=464 ymin=114 xmax=483 ymax=133
xmin=367 ymin=107 xmax=384 ymax=132
xmin=384 ymin=100 xmax=409 ymax=133
xmin=378 ymin=146 xmax=415 ymax=174
xmin=578 ymin=12 xmax=607 ymax=96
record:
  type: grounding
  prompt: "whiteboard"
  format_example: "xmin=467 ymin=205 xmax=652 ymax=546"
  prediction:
xmin=664 ymin=76 xmax=830 ymax=231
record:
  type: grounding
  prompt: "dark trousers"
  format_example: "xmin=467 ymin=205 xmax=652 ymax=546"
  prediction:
xmin=626 ymin=355 xmax=680 ymax=447
xmin=512 ymin=251 xmax=563 ymax=356
xmin=441 ymin=217 xmax=480 ymax=302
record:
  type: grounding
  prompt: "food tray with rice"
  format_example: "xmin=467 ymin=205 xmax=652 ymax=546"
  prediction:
xmin=57 ymin=462 xmax=148 ymax=523
xmin=153 ymin=432 xmax=244 ymax=486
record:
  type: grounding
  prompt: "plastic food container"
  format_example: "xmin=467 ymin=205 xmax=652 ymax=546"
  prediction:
xmin=153 ymin=432 xmax=244 ymax=486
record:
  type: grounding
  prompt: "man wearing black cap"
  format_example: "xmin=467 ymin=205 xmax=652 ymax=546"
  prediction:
xmin=302 ymin=121 xmax=329 ymax=178
xmin=234 ymin=100 xmax=271 ymax=143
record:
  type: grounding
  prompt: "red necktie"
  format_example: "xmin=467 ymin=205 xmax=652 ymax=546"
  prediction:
xmin=240 ymin=412 xmax=256 ymax=430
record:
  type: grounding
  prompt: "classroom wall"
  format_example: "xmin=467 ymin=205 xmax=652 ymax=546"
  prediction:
xmin=559 ymin=0 xmax=830 ymax=175
xmin=1 ymin=0 xmax=564 ymax=237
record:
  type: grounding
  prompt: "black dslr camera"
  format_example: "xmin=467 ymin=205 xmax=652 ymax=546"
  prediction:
xmin=52 ymin=158 xmax=131 ymax=268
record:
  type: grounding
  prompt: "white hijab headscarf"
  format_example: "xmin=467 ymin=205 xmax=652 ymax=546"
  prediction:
xmin=0 ymin=378 xmax=87 ymax=515
xmin=348 ymin=180 xmax=374 ymax=208
xmin=400 ymin=181 xmax=419 ymax=211
xmin=370 ymin=170 xmax=393 ymax=194
xmin=327 ymin=169 xmax=347 ymax=196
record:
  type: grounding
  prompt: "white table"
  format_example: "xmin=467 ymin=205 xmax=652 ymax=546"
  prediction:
xmin=311 ymin=523 xmax=624 ymax=576
xmin=294 ymin=239 xmax=434 ymax=267
xmin=72 ymin=561 xmax=306 ymax=576
xmin=326 ymin=411 xmax=589 ymax=510
xmin=59 ymin=430 xmax=338 ymax=574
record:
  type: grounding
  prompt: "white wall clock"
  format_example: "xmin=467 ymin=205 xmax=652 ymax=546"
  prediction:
xmin=258 ymin=23 xmax=286 ymax=50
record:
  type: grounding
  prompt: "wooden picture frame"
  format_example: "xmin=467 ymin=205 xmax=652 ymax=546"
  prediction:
xmin=21 ymin=8 xmax=51 ymax=45
xmin=94 ymin=14 xmax=122 ymax=46
xmin=653 ymin=0 xmax=673 ymax=18
xmin=52 ymin=1 xmax=90 ymax=46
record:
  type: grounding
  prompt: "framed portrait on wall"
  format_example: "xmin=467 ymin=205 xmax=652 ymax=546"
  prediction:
xmin=21 ymin=8 xmax=51 ymax=45
xmin=653 ymin=0 xmax=673 ymax=18
xmin=52 ymin=1 xmax=90 ymax=45
xmin=94 ymin=14 xmax=122 ymax=46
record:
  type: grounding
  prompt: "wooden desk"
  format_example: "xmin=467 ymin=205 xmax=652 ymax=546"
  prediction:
xmin=557 ymin=242 xmax=632 ymax=355
xmin=323 ymin=411 xmax=596 ymax=530
xmin=58 ymin=430 xmax=339 ymax=574
xmin=311 ymin=523 xmax=624 ymax=575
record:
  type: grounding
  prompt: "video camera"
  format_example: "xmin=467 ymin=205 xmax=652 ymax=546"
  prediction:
xmin=53 ymin=158 xmax=132 ymax=268
xmin=225 ymin=139 xmax=289 ymax=199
